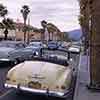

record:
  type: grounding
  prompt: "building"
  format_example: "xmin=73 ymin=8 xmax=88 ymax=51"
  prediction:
xmin=15 ymin=22 xmax=42 ymax=42
xmin=0 ymin=22 xmax=42 ymax=42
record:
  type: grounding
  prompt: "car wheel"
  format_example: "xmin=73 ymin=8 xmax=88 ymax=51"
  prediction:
xmin=15 ymin=89 xmax=22 ymax=95
xmin=15 ymin=84 xmax=22 ymax=95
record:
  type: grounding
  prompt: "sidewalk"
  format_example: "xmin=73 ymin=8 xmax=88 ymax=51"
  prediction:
xmin=74 ymin=54 xmax=100 ymax=100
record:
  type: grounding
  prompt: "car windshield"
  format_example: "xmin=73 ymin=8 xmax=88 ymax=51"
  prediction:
xmin=29 ymin=42 xmax=41 ymax=47
xmin=48 ymin=42 xmax=57 ymax=45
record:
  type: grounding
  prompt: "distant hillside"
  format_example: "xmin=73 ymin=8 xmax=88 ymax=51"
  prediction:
xmin=64 ymin=29 xmax=82 ymax=41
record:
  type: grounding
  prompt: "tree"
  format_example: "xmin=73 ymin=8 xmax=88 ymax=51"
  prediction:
xmin=89 ymin=0 xmax=100 ymax=88
xmin=2 ymin=18 xmax=15 ymax=40
xmin=41 ymin=20 xmax=47 ymax=29
xmin=47 ymin=23 xmax=62 ymax=41
xmin=78 ymin=0 xmax=90 ymax=54
xmin=41 ymin=20 xmax=63 ymax=41
xmin=21 ymin=5 xmax=30 ymax=42
xmin=0 ymin=4 xmax=8 ymax=19
xmin=0 ymin=4 xmax=14 ymax=40
xmin=41 ymin=20 xmax=48 ymax=42
xmin=79 ymin=0 xmax=100 ymax=89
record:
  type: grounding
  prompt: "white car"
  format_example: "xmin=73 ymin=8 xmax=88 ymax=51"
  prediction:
xmin=5 ymin=48 xmax=76 ymax=99
xmin=68 ymin=45 xmax=80 ymax=54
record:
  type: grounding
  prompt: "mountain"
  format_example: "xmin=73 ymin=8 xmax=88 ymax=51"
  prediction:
xmin=65 ymin=29 xmax=82 ymax=41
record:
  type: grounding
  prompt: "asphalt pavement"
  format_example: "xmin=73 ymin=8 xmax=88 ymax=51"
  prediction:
xmin=74 ymin=53 xmax=100 ymax=100
xmin=0 ymin=66 xmax=11 ymax=96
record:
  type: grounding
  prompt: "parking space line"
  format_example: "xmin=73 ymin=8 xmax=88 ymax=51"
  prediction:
xmin=0 ymin=89 xmax=15 ymax=99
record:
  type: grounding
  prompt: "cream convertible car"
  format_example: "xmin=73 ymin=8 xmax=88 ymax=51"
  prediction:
xmin=5 ymin=48 xmax=76 ymax=99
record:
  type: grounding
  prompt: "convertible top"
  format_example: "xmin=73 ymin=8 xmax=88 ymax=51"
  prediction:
xmin=33 ymin=48 xmax=69 ymax=66
xmin=33 ymin=56 xmax=69 ymax=66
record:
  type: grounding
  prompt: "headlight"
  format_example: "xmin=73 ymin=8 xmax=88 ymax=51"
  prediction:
xmin=33 ymin=52 xmax=38 ymax=56
xmin=36 ymin=52 xmax=38 ymax=55
xmin=6 ymin=77 xmax=10 ymax=81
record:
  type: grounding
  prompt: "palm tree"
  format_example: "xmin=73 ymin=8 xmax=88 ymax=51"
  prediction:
xmin=21 ymin=5 xmax=30 ymax=42
xmin=78 ymin=0 xmax=89 ymax=53
xmin=0 ymin=4 xmax=8 ymax=19
xmin=79 ymin=0 xmax=100 ymax=89
xmin=41 ymin=20 xmax=48 ymax=41
xmin=2 ymin=18 xmax=15 ymax=40
xmin=41 ymin=20 xmax=47 ymax=28
xmin=0 ymin=4 xmax=15 ymax=40
xmin=0 ymin=4 xmax=11 ymax=40
xmin=47 ymin=23 xmax=61 ymax=41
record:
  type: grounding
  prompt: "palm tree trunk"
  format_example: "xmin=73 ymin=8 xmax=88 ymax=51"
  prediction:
xmin=24 ymin=20 xmax=26 ymax=42
xmin=89 ymin=0 xmax=100 ymax=88
xmin=4 ymin=28 xmax=8 ymax=40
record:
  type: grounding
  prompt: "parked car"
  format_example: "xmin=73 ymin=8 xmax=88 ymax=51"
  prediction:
xmin=0 ymin=41 xmax=26 ymax=65
xmin=26 ymin=42 xmax=43 ymax=55
xmin=0 ymin=40 xmax=26 ymax=48
xmin=27 ymin=41 xmax=43 ymax=48
xmin=7 ymin=48 xmax=36 ymax=65
xmin=5 ymin=48 xmax=76 ymax=99
xmin=58 ymin=42 xmax=70 ymax=50
xmin=48 ymin=41 xmax=59 ymax=49
xmin=68 ymin=45 xmax=81 ymax=54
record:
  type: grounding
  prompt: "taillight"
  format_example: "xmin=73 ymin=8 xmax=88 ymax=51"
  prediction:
xmin=61 ymin=85 xmax=66 ymax=90
xmin=43 ymin=86 xmax=47 ymax=89
xmin=6 ymin=77 xmax=10 ymax=81
xmin=56 ymin=85 xmax=59 ymax=89
xmin=12 ymin=80 xmax=16 ymax=82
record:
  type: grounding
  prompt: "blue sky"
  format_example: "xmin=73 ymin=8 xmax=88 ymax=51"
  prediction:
xmin=0 ymin=0 xmax=80 ymax=31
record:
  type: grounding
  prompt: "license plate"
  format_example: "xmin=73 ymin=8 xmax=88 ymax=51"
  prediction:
xmin=28 ymin=81 xmax=41 ymax=89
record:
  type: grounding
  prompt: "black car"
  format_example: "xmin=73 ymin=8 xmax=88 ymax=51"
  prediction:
xmin=0 ymin=41 xmax=27 ymax=65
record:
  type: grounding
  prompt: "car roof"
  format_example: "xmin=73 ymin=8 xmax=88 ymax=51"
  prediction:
xmin=0 ymin=40 xmax=25 ymax=44
xmin=29 ymin=41 xmax=42 ymax=44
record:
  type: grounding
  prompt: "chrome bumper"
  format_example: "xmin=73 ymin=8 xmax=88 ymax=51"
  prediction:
xmin=5 ymin=83 xmax=65 ymax=98
xmin=0 ymin=58 xmax=10 ymax=61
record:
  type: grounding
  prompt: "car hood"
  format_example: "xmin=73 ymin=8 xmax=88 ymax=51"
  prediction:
xmin=26 ymin=46 xmax=40 ymax=49
xmin=0 ymin=47 xmax=15 ymax=58
xmin=7 ymin=61 xmax=72 ymax=92
xmin=0 ymin=47 xmax=15 ymax=53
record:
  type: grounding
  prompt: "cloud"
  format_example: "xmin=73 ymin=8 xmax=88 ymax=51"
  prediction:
xmin=0 ymin=0 xmax=80 ymax=31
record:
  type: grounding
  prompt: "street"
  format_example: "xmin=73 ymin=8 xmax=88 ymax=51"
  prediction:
xmin=0 ymin=65 xmax=11 ymax=96
xmin=0 ymin=53 xmax=80 ymax=100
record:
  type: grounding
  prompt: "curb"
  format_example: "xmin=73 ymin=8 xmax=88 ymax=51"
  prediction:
xmin=73 ymin=53 xmax=82 ymax=100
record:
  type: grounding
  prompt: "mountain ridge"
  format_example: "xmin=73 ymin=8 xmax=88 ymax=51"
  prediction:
xmin=64 ymin=29 xmax=82 ymax=40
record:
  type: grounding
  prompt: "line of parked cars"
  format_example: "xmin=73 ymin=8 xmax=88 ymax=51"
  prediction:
xmin=0 ymin=41 xmax=45 ymax=65
xmin=0 ymin=40 xmax=81 ymax=100
xmin=0 ymin=40 xmax=81 ymax=66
